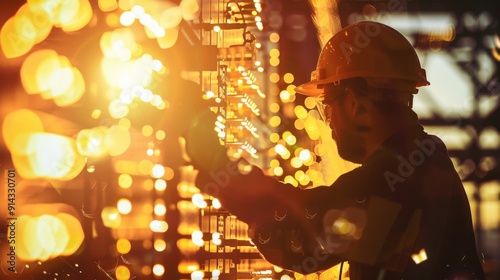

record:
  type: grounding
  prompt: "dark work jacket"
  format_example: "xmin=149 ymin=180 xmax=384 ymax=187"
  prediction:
xmin=195 ymin=124 xmax=485 ymax=279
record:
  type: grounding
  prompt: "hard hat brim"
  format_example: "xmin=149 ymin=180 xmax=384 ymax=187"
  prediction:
xmin=294 ymin=81 xmax=324 ymax=97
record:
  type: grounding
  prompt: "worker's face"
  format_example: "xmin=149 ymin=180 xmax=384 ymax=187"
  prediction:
xmin=322 ymin=90 xmax=367 ymax=163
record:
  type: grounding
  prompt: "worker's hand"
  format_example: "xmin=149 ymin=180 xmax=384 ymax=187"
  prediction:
xmin=185 ymin=109 xmax=228 ymax=172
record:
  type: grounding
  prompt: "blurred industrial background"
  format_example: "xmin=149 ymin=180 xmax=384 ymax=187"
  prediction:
xmin=0 ymin=0 xmax=499 ymax=279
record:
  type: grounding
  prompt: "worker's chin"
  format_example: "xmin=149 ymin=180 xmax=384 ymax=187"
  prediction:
xmin=337 ymin=139 xmax=366 ymax=164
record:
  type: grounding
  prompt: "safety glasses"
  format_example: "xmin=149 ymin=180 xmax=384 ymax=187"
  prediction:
xmin=315 ymin=92 xmax=345 ymax=123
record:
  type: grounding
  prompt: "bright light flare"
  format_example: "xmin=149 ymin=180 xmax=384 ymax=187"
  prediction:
xmin=103 ymin=125 xmax=131 ymax=156
xmin=115 ymin=265 xmax=131 ymax=280
xmin=21 ymin=49 xmax=57 ymax=94
xmin=1 ymin=15 xmax=35 ymax=58
xmin=16 ymin=3 xmax=52 ymax=44
xmin=411 ymin=249 xmax=428 ymax=264
xmin=60 ymin=0 xmax=93 ymax=32
xmin=180 ymin=0 xmax=200 ymax=21
xmin=12 ymin=132 xmax=86 ymax=180
xmin=16 ymin=213 xmax=84 ymax=261
xmin=159 ymin=6 xmax=183 ymax=29
xmin=152 ymin=264 xmax=165 ymax=276
xmin=192 ymin=193 xmax=207 ymax=208
xmin=116 ymin=238 xmax=131 ymax=254
xmin=101 ymin=206 xmax=122 ymax=228
xmin=2 ymin=109 xmax=44 ymax=153
xmin=98 ymin=0 xmax=118 ymax=12
xmin=157 ymin=28 xmax=179 ymax=49
xmin=117 ymin=198 xmax=132 ymax=215
xmin=151 ymin=164 xmax=165 ymax=178
xmin=154 ymin=203 xmax=167 ymax=216
xmin=154 ymin=239 xmax=167 ymax=252
xmin=120 ymin=11 xmax=135 ymax=26
xmin=150 ymin=220 xmax=168 ymax=232
xmin=191 ymin=270 xmax=204 ymax=280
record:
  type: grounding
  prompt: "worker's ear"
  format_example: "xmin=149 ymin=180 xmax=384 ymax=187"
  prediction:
xmin=344 ymin=87 xmax=369 ymax=117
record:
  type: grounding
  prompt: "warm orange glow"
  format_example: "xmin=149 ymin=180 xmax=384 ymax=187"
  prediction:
xmin=269 ymin=48 xmax=280 ymax=57
xmin=150 ymin=220 xmax=168 ymax=232
xmin=118 ymin=173 xmax=133 ymax=188
xmin=180 ymin=0 xmax=200 ymax=20
xmin=294 ymin=105 xmax=308 ymax=120
xmin=157 ymin=28 xmax=179 ymax=49
xmin=101 ymin=206 xmax=122 ymax=228
xmin=279 ymin=90 xmax=291 ymax=102
xmin=411 ymin=248 xmax=428 ymax=264
xmin=269 ymin=32 xmax=280 ymax=43
xmin=285 ymin=134 xmax=297 ymax=146
xmin=299 ymin=149 xmax=312 ymax=161
xmin=304 ymin=117 xmax=320 ymax=140
xmin=116 ymin=238 xmax=132 ymax=254
xmin=53 ymin=67 xmax=85 ymax=106
xmin=273 ymin=166 xmax=284 ymax=177
xmin=99 ymin=0 xmax=118 ymax=12
xmin=191 ymin=271 xmax=205 ymax=279
xmin=38 ymin=57 xmax=75 ymax=99
xmin=152 ymin=264 xmax=165 ymax=276
xmin=16 ymin=3 xmax=52 ymax=44
xmin=283 ymin=176 xmax=297 ymax=187
xmin=291 ymin=157 xmax=302 ymax=168
xmin=154 ymin=203 xmax=167 ymax=216
xmin=269 ymin=73 xmax=280 ymax=83
xmin=1 ymin=16 xmax=35 ymax=58
xmin=269 ymin=115 xmax=281 ymax=127
xmin=192 ymin=193 xmax=207 ymax=208
xmin=141 ymin=265 xmax=152 ymax=276
xmin=283 ymin=73 xmax=294 ymax=84
xmin=142 ymin=125 xmax=153 ymax=136
xmin=115 ymin=265 xmax=131 ymax=280
xmin=154 ymin=239 xmax=166 ymax=252
xmin=178 ymin=260 xmax=200 ymax=274
xmin=19 ymin=49 xmax=85 ymax=105
xmin=10 ymin=132 xmax=85 ymax=180
xmin=76 ymin=127 xmax=107 ymax=157
xmin=104 ymin=125 xmax=131 ymax=156
xmin=154 ymin=179 xmax=167 ymax=191
xmin=16 ymin=213 xmax=84 ymax=261
xmin=138 ymin=159 xmax=153 ymax=175
xmin=151 ymin=164 xmax=165 ymax=178
xmin=57 ymin=213 xmax=84 ymax=256
xmin=304 ymin=97 xmax=317 ymax=109
xmin=60 ymin=0 xmax=93 ymax=32
xmin=159 ymin=6 xmax=183 ymax=29
xmin=270 ymin=132 xmax=280 ymax=143
xmin=117 ymin=198 xmax=132 ymax=215
xmin=2 ymin=109 xmax=44 ymax=153
xmin=19 ymin=49 xmax=54 ymax=93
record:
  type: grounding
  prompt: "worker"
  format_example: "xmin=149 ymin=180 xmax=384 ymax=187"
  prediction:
xmin=186 ymin=21 xmax=485 ymax=279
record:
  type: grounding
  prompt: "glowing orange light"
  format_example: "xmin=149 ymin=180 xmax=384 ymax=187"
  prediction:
xmin=411 ymin=248 xmax=428 ymax=264
xmin=115 ymin=265 xmax=131 ymax=280
xmin=101 ymin=206 xmax=122 ymax=228
xmin=104 ymin=125 xmax=131 ymax=156
xmin=152 ymin=264 xmax=165 ymax=276
xmin=117 ymin=198 xmax=132 ymax=215
xmin=60 ymin=0 xmax=93 ymax=32
xmin=180 ymin=0 xmax=200 ymax=20
xmin=154 ymin=239 xmax=167 ymax=252
xmin=157 ymin=28 xmax=179 ymax=49
xmin=16 ymin=3 xmax=52 ymax=44
xmin=150 ymin=220 xmax=168 ymax=233
xmin=0 ymin=16 xmax=35 ymax=58
xmin=116 ymin=238 xmax=132 ymax=254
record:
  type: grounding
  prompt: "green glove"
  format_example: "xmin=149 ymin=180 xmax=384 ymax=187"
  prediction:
xmin=185 ymin=109 xmax=229 ymax=172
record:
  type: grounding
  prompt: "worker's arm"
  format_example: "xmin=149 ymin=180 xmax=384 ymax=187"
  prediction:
xmin=185 ymin=110 xmax=415 ymax=272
